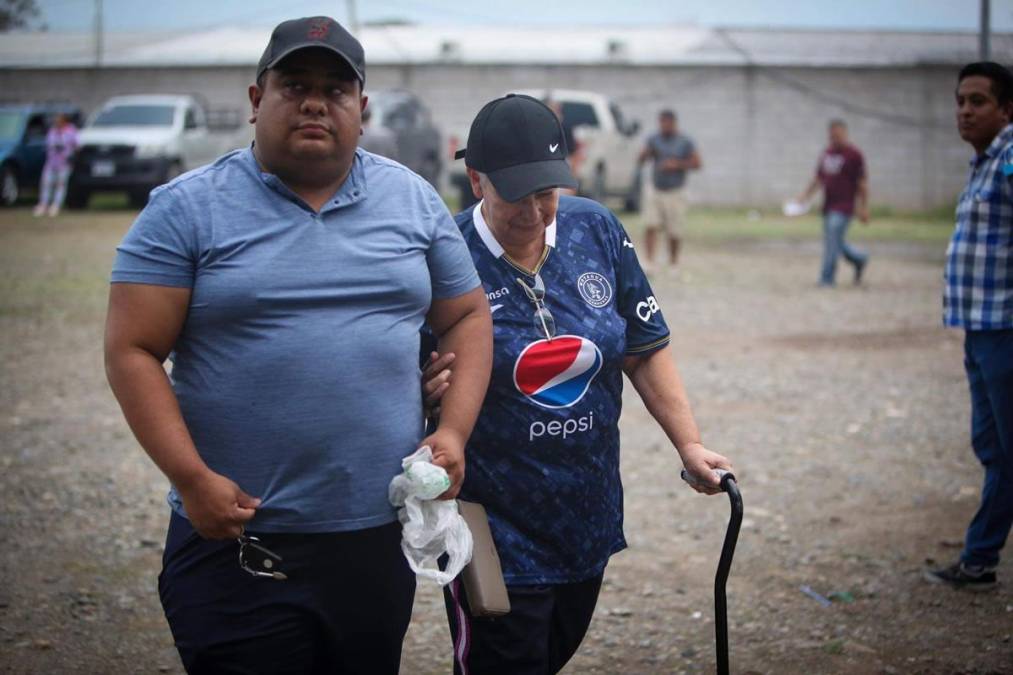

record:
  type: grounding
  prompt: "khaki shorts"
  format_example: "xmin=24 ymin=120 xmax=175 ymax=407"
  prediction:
xmin=643 ymin=188 xmax=688 ymax=236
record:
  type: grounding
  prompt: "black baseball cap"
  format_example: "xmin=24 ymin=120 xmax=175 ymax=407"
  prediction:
xmin=455 ymin=94 xmax=577 ymax=202
xmin=257 ymin=16 xmax=365 ymax=85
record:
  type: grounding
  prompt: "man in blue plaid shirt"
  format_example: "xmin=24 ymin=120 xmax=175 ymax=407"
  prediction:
xmin=926 ymin=62 xmax=1013 ymax=591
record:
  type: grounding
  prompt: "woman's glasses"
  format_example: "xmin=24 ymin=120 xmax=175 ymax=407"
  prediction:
xmin=514 ymin=274 xmax=556 ymax=341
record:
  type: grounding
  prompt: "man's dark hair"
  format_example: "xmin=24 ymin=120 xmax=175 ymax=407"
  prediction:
xmin=659 ymin=109 xmax=676 ymax=120
xmin=958 ymin=61 xmax=1013 ymax=106
xmin=828 ymin=118 xmax=847 ymax=129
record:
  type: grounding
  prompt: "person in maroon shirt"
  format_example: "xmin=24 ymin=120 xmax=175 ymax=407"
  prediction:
xmin=796 ymin=119 xmax=870 ymax=286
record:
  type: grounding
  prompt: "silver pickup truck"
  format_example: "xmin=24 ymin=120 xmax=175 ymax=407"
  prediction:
xmin=68 ymin=94 xmax=246 ymax=208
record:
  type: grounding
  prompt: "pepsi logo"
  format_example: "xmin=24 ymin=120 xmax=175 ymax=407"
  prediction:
xmin=513 ymin=336 xmax=602 ymax=409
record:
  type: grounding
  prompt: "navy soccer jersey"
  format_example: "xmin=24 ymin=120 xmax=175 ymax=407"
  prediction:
xmin=454 ymin=195 xmax=670 ymax=584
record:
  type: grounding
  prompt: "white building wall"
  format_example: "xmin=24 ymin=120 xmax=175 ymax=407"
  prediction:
xmin=0 ymin=62 xmax=972 ymax=209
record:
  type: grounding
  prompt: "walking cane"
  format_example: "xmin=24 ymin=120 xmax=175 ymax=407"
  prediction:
xmin=681 ymin=469 xmax=743 ymax=675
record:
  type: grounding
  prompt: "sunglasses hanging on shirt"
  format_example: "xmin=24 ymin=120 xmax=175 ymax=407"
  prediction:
xmin=514 ymin=274 xmax=556 ymax=341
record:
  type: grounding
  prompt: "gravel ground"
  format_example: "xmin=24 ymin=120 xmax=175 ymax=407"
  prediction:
xmin=1 ymin=208 xmax=1011 ymax=674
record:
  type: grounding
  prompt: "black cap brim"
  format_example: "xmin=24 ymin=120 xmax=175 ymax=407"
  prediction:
xmin=486 ymin=159 xmax=577 ymax=202
xmin=261 ymin=43 xmax=364 ymax=83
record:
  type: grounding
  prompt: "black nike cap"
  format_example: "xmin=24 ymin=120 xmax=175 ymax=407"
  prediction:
xmin=455 ymin=94 xmax=577 ymax=202
xmin=257 ymin=16 xmax=365 ymax=85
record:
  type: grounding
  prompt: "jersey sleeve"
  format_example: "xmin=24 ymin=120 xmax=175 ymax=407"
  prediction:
xmin=425 ymin=188 xmax=481 ymax=300
xmin=110 ymin=184 xmax=197 ymax=288
xmin=609 ymin=212 xmax=671 ymax=355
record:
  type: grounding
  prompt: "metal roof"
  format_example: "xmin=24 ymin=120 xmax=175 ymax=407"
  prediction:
xmin=1 ymin=24 xmax=1009 ymax=69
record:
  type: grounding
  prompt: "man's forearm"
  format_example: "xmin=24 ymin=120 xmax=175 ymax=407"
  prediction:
xmin=106 ymin=348 xmax=210 ymax=489
xmin=800 ymin=177 xmax=820 ymax=201
xmin=434 ymin=310 xmax=492 ymax=442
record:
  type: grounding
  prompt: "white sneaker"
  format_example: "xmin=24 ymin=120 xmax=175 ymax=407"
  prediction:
xmin=47 ymin=205 xmax=60 ymax=217
xmin=33 ymin=204 xmax=46 ymax=217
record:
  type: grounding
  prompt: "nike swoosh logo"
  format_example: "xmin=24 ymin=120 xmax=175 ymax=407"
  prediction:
xmin=490 ymin=304 xmax=503 ymax=315
xmin=549 ymin=143 xmax=559 ymax=153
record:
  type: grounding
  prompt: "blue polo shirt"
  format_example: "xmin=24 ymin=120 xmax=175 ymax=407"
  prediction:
xmin=111 ymin=147 xmax=480 ymax=533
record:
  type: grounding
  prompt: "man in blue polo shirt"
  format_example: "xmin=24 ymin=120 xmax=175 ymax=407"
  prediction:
xmin=925 ymin=62 xmax=1013 ymax=592
xmin=104 ymin=16 xmax=492 ymax=673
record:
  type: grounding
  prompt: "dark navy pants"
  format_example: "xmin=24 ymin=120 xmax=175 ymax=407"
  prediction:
xmin=443 ymin=573 xmax=603 ymax=675
xmin=158 ymin=512 xmax=415 ymax=674
xmin=962 ymin=329 xmax=1013 ymax=568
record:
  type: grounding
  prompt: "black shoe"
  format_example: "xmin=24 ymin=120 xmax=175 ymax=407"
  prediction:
xmin=854 ymin=259 xmax=867 ymax=285
xmin=923 ymin=561 xmax=997 ymax=592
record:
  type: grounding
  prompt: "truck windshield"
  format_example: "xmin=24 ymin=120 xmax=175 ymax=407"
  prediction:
xmin=0 ymin=111 xmax=24 ymax=141
xmin=91 ymin=105 xmax=175 ymax=127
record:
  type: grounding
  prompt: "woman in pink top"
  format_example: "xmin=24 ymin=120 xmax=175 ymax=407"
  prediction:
xmin=34 ymin=114 xmax=79 ymax=217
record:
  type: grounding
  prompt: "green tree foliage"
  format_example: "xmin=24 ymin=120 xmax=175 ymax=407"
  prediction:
xmin=0 ymin=0 xmax=42 ymax=31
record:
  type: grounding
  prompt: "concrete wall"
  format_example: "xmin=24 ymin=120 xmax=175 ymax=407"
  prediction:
xmin=0 ymin=62 xmax=970 ymax=209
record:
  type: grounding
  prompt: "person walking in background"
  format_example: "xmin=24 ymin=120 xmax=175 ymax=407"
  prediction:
xmin=925 ymin=61 xmax=1013 ymax=592
xmin=795 ymin=119 xmax=870 ymax=287
xmin=637 ymin=109 xmax=701 ymax=270
xmin=34 ymin=113 xmax=78 ymax=217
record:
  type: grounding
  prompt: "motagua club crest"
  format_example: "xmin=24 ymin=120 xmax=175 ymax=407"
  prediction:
xmin=576 ymin=272 xmax=612 ymax=308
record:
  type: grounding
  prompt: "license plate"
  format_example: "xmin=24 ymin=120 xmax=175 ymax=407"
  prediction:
xmin=92 ymin=160 xmax=115 ymax=177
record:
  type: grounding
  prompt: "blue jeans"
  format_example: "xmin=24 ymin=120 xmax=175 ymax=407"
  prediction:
xmin=962 ymin=329 xmax=1013 ymax=568
xmin=820 ymin=210 xmax=867 ymax=285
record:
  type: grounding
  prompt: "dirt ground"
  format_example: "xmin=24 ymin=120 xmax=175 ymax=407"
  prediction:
xmin=1 ymin=207 xmax=1011 ymax=674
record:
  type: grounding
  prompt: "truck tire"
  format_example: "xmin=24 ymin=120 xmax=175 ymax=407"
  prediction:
xmin=1 ymin=164 xmax=19 ymax=207
xmin=164 ymin=160 xmax=183 ymax=184
xmin=419 ymin=155 xmax=441 ymax=189
xmin=65 ymin=186 xmax=90 ymax=210
xmin=128 ymin=189 xmax=152 ymax=209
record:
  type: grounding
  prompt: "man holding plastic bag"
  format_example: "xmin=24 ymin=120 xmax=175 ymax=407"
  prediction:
xmin=105 ymin=16 xmax=491 ymax=674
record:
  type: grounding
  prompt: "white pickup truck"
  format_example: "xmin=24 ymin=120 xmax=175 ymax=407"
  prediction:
xmin=68 ymin=94 xmax=245 ymax=208
xmin=449 ymin=89 xmax=642 ymax=211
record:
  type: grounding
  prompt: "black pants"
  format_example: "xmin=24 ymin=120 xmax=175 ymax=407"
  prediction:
xmin=158 ymin=512 xmax=415 ymax=675
xmin=443 ymin=573 xmax=603 ymax=675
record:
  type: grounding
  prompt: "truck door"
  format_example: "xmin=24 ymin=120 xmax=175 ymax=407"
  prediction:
xmin=606 ymin=101 xmax=637 ymax=197
xmin=22 ymin=113 xmax=49 ymax=186
xmin=180 ymin=106 xmax=210 ymax=169
xmin=385 ymin=102 xmax=416 ymax=171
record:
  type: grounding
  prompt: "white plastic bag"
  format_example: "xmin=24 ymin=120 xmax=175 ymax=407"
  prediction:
xmin=388 ymin=446 xmax=473 ymax=585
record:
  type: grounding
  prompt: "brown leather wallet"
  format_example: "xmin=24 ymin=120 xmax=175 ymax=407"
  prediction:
xmin=457 ymin=501 xmax=511 ymax=617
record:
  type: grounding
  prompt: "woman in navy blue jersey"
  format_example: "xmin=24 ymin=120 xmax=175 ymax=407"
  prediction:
xmin=425 ymin=94 xmax=734 ymax=675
